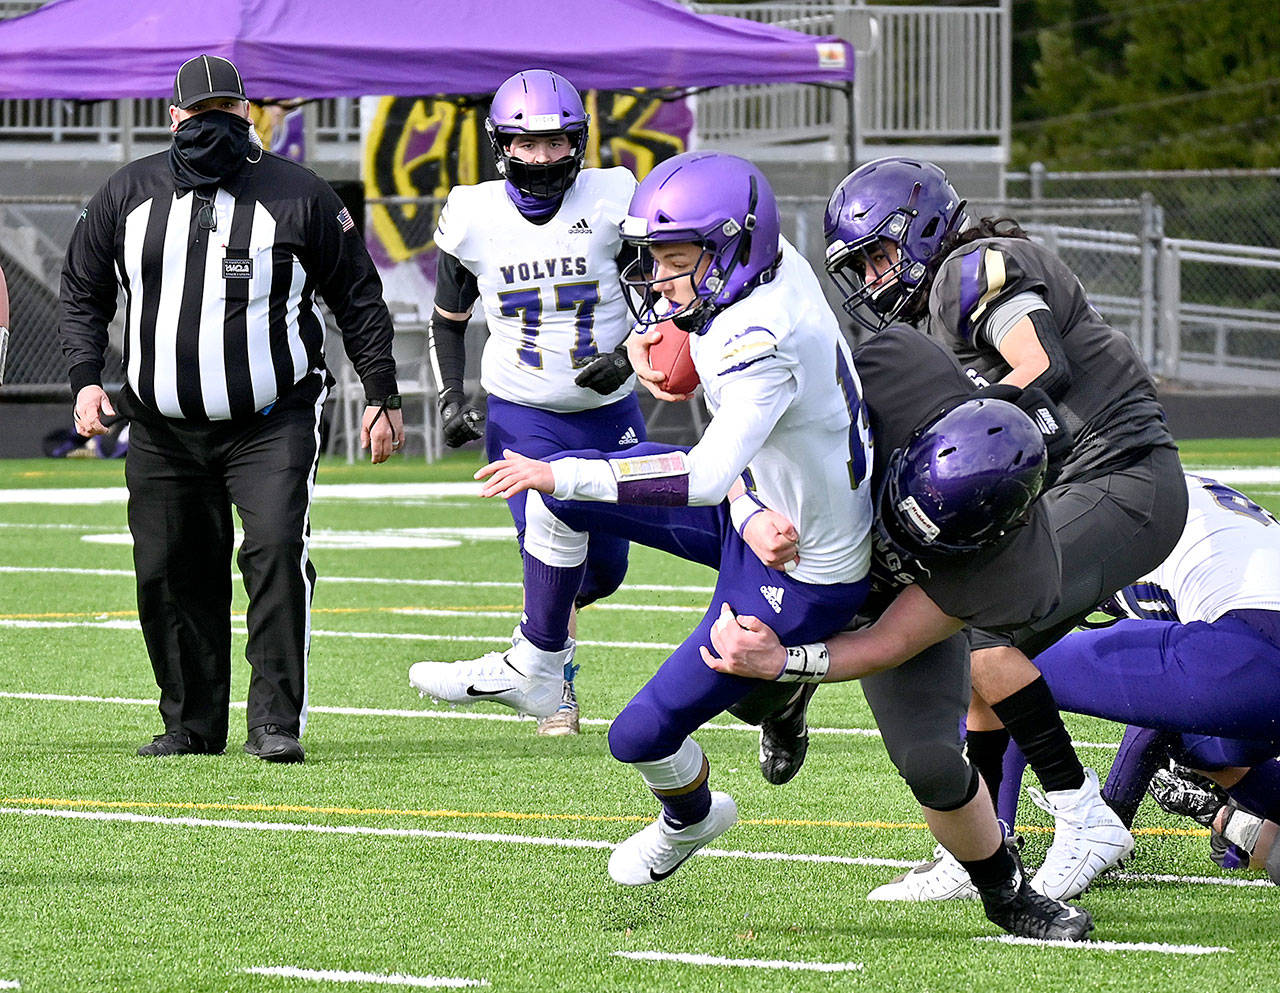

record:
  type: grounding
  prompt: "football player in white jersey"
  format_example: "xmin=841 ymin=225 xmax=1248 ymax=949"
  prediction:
xmin=422 ymin=69 xmax=644 ymax=735
xmin=997 ymin=473 xmax=1280 ymax=884
xmin=411 ymin=151 xmax=874 ymax=884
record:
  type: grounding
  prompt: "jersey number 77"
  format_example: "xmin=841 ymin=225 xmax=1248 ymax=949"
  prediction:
xmin=498 ymin=282 xmax=601 ymax=370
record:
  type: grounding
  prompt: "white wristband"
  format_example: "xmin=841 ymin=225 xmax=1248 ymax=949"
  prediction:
xmin=776 ymin=642 xmax=829 ymax=683
xmin=729 ymin=491 xmax=764 ymax=536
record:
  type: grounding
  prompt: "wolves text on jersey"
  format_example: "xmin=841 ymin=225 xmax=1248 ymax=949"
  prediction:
xmin=500 ymin=257 xmax=590 ymax=284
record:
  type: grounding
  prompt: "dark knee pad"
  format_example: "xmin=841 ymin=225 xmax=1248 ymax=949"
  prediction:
xmin=728 ymin=682 xmax=805 ymax=726
xmin=608 ymin=700 xmax=679 ymax=765
xmin=1268 ymin=835 xmax=1280 ymax=886
xmin=896 ymin=742 xmax=979 ymax=812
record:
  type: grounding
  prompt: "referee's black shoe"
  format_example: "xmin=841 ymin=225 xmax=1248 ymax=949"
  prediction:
xmin=137 ymin=730 xmax=224 ymax=757
xmin=244 ymin=724 xmax=305 ymax=764
xmin=759 ymin=683 xmax=816 ymax=785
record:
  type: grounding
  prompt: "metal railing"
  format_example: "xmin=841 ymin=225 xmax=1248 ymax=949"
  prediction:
xmin=691 ymin=1 xmax=1008 ymax=158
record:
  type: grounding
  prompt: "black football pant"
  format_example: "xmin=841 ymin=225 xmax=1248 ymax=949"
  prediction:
xmin=969 ymin=443 xmax=1188 ymax=658
xmin=733 ymin=632 xmax=977 ymax=811
xmin=122 ymin=382 xmax=325 ymax=749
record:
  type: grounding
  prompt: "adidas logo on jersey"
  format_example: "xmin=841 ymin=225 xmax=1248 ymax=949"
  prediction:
xmin=569 ymin=218 xmax=592 ymax=234
xmin=760 ymin=585 xmax=785 ymax=614
xmin=618 ymin=426 xmax=638 ymax=446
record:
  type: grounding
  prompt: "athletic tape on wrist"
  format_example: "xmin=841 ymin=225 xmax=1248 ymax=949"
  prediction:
xmin=729 ymin=491 xmax=766 ymax=536
xmin=1222 ymin=805 xmax=1264 ymax=854
xmin=776 ymin=642 xmax=829 ymax=683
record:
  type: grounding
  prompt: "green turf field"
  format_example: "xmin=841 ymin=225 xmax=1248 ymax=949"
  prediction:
xmin=1 ymin=443 xmax=1278 ymax=992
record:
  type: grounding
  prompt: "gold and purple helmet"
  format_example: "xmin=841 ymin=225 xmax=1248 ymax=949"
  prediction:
xmin=485 ymin=69 xmax=589 ymax=200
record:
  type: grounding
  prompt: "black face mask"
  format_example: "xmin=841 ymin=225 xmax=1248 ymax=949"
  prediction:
xmin=168 ymin=110 xmax=255 ymax=192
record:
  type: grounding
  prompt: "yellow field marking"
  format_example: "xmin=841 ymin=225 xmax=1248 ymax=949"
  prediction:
xmin=1 ymin=610 xmax=138 ymax=620
xmin=0 ymin=796 xmax=1209 ymax=837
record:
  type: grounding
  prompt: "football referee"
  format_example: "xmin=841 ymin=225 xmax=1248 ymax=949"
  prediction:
xmin=59 ymin=54 xmax=404 ymax=764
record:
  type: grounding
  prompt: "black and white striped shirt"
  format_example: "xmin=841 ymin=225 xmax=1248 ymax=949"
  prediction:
xmin=60 ymin=150 xmax=396 ymax=420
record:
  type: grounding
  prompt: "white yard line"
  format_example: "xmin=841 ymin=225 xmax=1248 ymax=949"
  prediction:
xmin=0 ymin=806 xmax=1265 ymax=889
xmin=612 ymin=950 xmax=863 ymax=972
xmin=244 ymin=966 xmax=487 ymax=987
xmin=0 ymin=618 xmax=682 ymax=651
xmin=3 ymin=470 xmax=1279 ymax=505
xmin=976 ymin=936 xmax=1234 ymax=954
xmin=0 ymin=806 xmax=914 ymax=871
xmin=0 ymin=690 xmax=1119 ymax=747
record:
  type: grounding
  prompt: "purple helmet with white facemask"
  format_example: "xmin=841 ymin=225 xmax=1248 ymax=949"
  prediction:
xmin=880 ymin=398 xmax=1047 ymax=557
xmin=486 ymin=69 xmax=589 ymax=200
xmin=824 ymin=157 xmax=967 ymax=334
xmin=619 ymin=151 xmax=782 ymax=335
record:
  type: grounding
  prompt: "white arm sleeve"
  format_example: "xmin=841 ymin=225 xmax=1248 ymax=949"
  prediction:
xmin=551 ymin=457 xmax=619 ymax=502
xmin=685 ymin=362 xmax=797 ymax=504
xmin=549 ymin=360 xmax=797 ymax=506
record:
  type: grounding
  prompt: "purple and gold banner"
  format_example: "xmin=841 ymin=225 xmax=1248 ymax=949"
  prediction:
xmin=360 ymin=91 xmax=692 ymax=307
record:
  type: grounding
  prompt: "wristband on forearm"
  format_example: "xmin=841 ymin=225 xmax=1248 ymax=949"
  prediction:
xmin=776 ymin=642 xmax=830 ymax=683
xmin=729 ymin=491 xmax=766 ymax=536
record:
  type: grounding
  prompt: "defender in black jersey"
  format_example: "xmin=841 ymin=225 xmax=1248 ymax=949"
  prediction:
xmin=819 ymin=156 xmax=1188 ymax=900
xmin=716 ymin=325 xmax=1093 ymax=941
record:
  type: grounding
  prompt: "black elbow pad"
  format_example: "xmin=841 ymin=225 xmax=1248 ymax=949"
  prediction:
xmin=1025 ymin=308 xmax=1072 ymax=401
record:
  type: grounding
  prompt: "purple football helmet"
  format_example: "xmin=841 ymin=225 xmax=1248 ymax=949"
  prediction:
xmin=486 ymin=69 xmax=589 ymax=200
xmin=880 ymin=398 xmax=1047 ymax=557
xmin=618 ymin=151 xmax=782 ymax=334
xmin=823 ymin=157 xmax=967 ymax=333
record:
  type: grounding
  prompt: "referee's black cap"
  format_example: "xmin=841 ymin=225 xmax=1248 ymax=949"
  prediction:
xmin=172 ymin=55 xmax=247 ymax=110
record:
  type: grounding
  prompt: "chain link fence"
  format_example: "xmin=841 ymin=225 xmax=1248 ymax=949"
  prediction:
xmin=0 ymin=195 xmax=118 ymax=395
xmin=3 ymin=181 xmax=1277 ymax=401
xmin=1009 ymin=168 xmax=1280 ymax=383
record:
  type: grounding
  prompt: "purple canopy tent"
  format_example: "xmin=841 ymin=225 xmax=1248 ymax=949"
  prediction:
xmin=0 ymin=0 xmax=853 ymax=94
xmin=0 ymin=0 xmax=857 ymax=161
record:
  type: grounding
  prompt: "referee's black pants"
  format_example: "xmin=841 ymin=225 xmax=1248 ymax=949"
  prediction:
xmin=120 ymin=380 xmax=326 ymax=750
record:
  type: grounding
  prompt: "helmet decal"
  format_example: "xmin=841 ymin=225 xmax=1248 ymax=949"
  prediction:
xmin=486 ymin=69 xmax=589 ymax=201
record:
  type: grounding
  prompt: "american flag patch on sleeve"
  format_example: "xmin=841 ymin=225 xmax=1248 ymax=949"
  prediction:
xmin=337 ymin=207 xmax=355 ymax=232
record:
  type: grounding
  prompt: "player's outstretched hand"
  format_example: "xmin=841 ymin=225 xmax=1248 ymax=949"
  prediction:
xmin=701 ymin=602 xmax=787 ymax=679
xmin=741 ymin=509 xmax=800 ymax=572
xmin=476 ymin=449 xmax=555 ymax=499
xmin=626 ymin=327 xmax=692 ymax=402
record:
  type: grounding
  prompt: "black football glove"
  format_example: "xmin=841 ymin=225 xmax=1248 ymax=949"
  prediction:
xmin=438 ymin=389 xmax=485 ymax=448
xmin=973 ymin=382 xmax=1074 ymax=486
xmin=573 ymin=344 xmax=633 ymax=395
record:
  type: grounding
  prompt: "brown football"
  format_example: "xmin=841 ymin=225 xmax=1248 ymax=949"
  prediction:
xmin=646 ymin=319 xmax=700 ymax=396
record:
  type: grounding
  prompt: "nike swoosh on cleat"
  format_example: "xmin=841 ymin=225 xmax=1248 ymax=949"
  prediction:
xmin=649 ymin=850 xmax=697 ymax=882
xmin=465 ymin=685 xmax=514 ymax=697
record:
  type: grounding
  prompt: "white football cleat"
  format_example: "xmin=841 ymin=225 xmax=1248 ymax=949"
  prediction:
xmin=1028 ymin=767 xmax=1135 ymax=900
xmin=867 ymin=844 xmax=979 ymax=901
xmin=409 ymin=639 xmax=573 ymax=720
xmin=608 ymin=792 xmax=738 ymax=886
